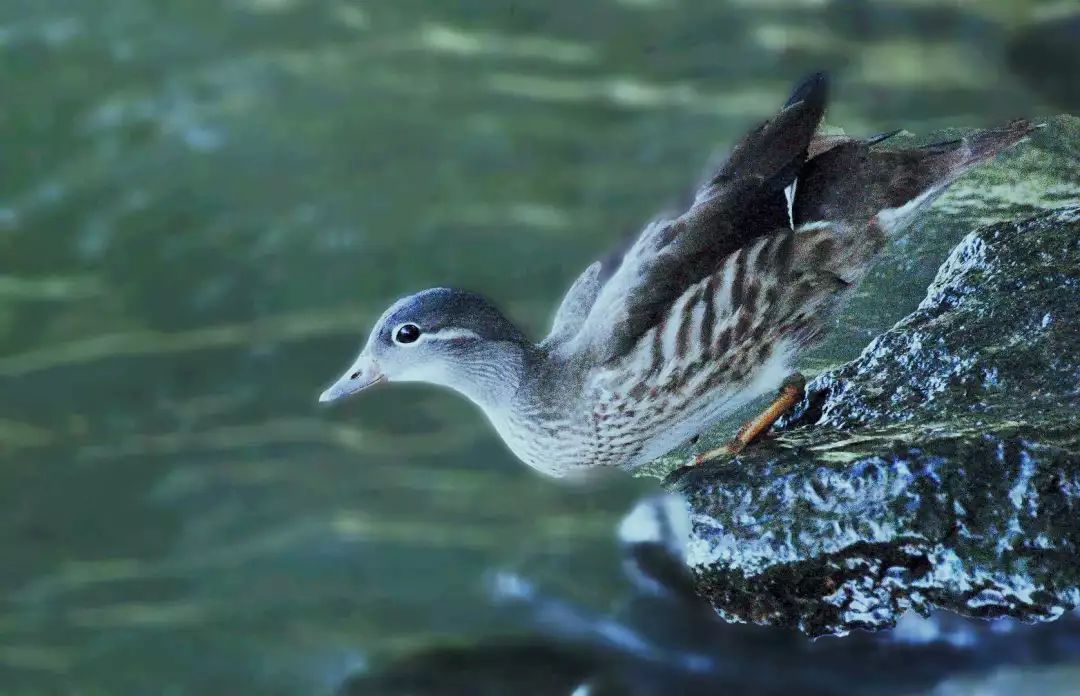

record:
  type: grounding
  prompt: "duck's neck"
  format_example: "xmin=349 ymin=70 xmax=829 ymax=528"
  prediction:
xmin=442 ymin=340 xmax=536 ymax=416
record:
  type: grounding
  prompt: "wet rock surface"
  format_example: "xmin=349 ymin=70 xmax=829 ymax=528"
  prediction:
xmin=665 ymin=203 xmax=1080 ymax=636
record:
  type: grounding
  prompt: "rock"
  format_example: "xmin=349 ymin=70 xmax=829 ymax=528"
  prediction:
xmin=661 ymin=195 xmax=1080 ymax=636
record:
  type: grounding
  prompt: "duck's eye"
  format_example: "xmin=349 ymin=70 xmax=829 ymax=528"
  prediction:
xmin=394 ymin=323 xmax=421 ymax=344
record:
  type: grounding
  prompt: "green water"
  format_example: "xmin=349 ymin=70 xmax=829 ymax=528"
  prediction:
xmin=0 ymin=0 xmax=1072 ymax=693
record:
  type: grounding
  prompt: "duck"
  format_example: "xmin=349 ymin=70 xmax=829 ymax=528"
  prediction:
xmin=318 ymin=72 xmax=1034 ymax=478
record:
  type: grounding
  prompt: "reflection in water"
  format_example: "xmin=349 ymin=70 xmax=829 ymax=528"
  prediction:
xmin=1 ymin=0 xmax=1076 ymax=693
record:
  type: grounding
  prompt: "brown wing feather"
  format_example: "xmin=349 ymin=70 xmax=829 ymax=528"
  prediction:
xmin=603 ymin=73 xmax=830 ymax=358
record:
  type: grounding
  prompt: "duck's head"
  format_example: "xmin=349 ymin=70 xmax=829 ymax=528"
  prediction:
xmin=318 ymin=288 xmax=530 ymax=408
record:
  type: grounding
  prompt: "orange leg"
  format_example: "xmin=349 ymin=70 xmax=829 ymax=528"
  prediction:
xmin=693 ymin=373 xmax=806 ymax=465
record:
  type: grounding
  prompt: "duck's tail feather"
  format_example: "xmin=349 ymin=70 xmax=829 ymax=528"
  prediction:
xmin=793 ymin=118 xmax=1036 ymax=235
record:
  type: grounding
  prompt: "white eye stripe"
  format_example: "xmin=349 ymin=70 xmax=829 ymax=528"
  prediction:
xmin=423 ymin=327 xmax=482 ymax=342
xmin=391 ymin=325 xmax=482 ymax=345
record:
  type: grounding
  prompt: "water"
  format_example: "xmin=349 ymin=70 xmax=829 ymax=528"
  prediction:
xmin=0 ymin=1 xmax=1074 ymax=693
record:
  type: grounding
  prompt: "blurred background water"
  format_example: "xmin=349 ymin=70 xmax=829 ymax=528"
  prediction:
xmin=1 ymin=0 xmax=1077 ymax=693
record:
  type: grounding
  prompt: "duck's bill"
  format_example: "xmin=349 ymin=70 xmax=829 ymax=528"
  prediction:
xmin=318 ymin=355 xmax=385 ymax=404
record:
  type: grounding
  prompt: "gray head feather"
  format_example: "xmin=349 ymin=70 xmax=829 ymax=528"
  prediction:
xmin=374 ymin=287 xmax=527 ymax=347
